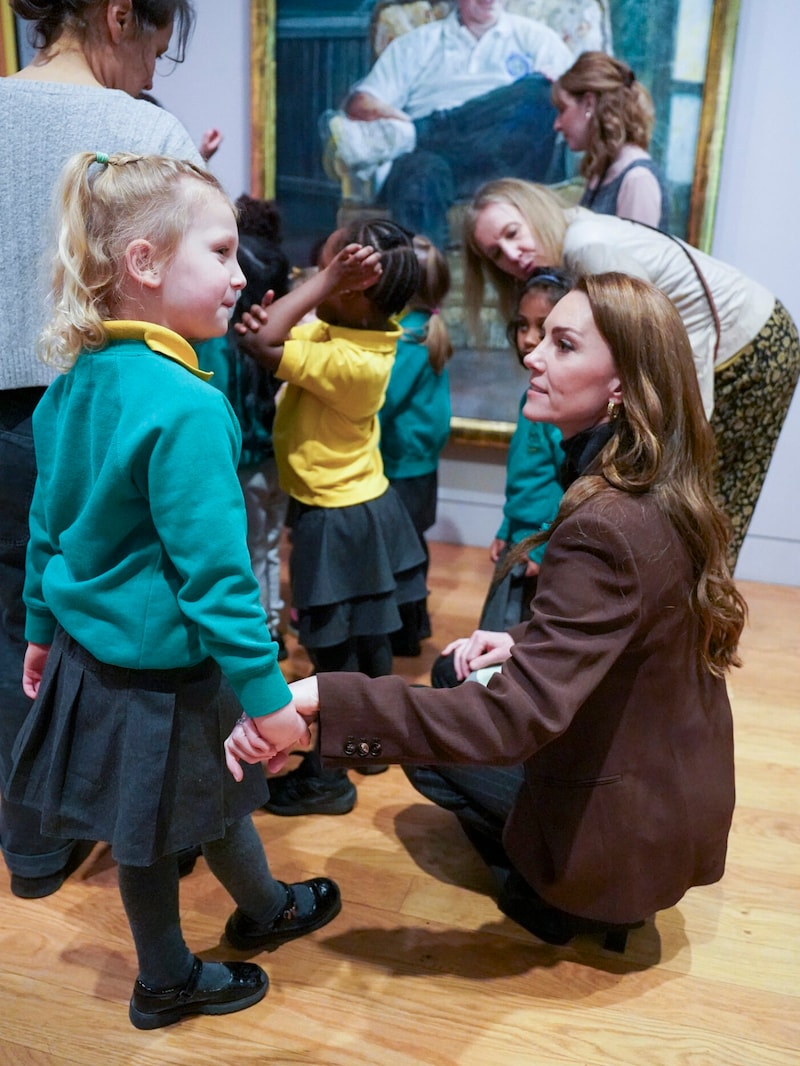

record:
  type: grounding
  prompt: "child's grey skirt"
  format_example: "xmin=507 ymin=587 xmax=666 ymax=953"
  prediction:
xmin=7 ymin=628 xmax=270 ymax=867
xmin=287 ymin=486 xmax=427 ymax=650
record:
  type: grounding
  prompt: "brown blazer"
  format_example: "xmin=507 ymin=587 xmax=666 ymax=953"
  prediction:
xmin=318 ymin=489 xmax=735 ymax=925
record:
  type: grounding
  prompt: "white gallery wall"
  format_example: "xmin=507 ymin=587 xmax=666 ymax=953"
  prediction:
xmin=154 ymin=0 xmax=800 ymax=585
xmin=708 ymin=0 xmax=800 ymax=583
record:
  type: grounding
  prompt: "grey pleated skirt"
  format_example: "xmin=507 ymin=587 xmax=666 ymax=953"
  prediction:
xmin=7 ymin=627 xmax=270 ymax=866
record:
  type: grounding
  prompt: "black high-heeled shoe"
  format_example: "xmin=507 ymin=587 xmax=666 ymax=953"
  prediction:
xmin=498 ymin=876 xmax=644 ymax=953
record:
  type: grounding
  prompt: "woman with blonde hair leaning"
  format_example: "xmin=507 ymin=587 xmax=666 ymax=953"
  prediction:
xmin=462 ymin=177 xmax=800 ymax=564
xmin=0 ymin=0 xmax=201 ymax=899
xmin=552 ymin=51 xmax=668 ymax=229
xmin=229 ymin=273 xmax=746 ymax=954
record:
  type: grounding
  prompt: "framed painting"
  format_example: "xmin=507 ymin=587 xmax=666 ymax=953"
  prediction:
xmin=252 ymin=0 xmax=741 ymax=444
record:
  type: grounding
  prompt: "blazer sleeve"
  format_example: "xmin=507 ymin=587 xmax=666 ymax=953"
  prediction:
xmin=318 ymin=497 xmax=646 ymax=766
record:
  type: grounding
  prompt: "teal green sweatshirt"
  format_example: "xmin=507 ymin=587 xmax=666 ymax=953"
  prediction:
xmin=379 ymin=308 xmax=451 ymax=479
xmin=497 ymin=393 xmax=564 ymax=565
xmin=25 ymin=322 xmax=291 ymax=719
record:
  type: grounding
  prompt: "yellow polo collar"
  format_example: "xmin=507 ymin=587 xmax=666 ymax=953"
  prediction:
xmin=103 ymin=321 xmax=213 ymax=381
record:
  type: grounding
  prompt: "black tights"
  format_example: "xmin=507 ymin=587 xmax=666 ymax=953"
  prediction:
xmin=309 ymin=634 xmax=392 ymax=677
xmin=118 ymin=815 xmax=285 ymax=988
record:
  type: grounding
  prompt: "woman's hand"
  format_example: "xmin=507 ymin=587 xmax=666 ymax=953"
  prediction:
xmin=288 ymin=675 xmax=321 ymax=722
xmin=224 ymin=701 xmax=311 ymax=781
xmin=199 ymin=127 xmax=223 ymax=162
xmin=22 ymin=642 xmax=50 ymax=699
xmin=441 ymin=629 xmax=514 ymax=681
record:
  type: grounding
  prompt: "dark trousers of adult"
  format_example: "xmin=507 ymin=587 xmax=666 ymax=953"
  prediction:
xmin=404 ymin=762 xmax=525 ymax=891
xmin=478 ymin=550 xmax=537 ymax=632
xmin=0 ymin=386 xmax=80 ymax=881
xmin=379 ymin=74 xmax=567 ymax=248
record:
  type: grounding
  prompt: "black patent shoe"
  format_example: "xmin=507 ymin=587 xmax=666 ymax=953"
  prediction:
xmin=225 ymin=877 xmax=342 ymax=952
xmin=129 ymin=956 xmax=267 ymax=1030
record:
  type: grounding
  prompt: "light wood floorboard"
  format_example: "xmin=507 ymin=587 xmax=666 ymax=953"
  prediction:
xmin=0 ymin=541 xmax=797 ymax=1064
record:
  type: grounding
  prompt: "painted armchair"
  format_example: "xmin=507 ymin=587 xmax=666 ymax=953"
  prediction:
xmin=321 ymin=0 xmax=614 ymax=206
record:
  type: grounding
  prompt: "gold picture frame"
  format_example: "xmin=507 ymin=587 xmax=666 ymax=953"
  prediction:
xmin=0 ymin=0 xmax=18 ymax=77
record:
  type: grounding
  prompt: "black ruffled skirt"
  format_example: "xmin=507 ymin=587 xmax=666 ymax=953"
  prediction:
xmin=7 ymin=628 xmax=269 ymax=866
xmin=288 ymin=486 xmax=427 ymax=650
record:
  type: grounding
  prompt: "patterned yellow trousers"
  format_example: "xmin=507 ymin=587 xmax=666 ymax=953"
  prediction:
xmin=711 ymin=300 xmax=800 ymax=565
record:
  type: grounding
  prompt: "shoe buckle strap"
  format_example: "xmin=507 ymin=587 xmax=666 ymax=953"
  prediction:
xmin=282 ymin=885 xmax=298 ymax=922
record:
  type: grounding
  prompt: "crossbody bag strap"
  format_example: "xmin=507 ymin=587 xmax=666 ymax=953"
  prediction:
xmin=632 ymin=221 xmax=722 ymax=363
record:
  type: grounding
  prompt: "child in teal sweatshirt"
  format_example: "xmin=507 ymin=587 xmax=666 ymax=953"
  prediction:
xmin=8 ymin=151 xmax=342 ymax=1030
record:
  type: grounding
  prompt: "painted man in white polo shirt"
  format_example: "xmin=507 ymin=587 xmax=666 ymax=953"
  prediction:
xmin=337 ymin=0 xmax=573 ymax=247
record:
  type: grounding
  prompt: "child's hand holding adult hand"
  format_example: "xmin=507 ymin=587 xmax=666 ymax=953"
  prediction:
xmin=224 ymin=701 xmax=311 ymax=781
xmin=225 ymin=715 xmax=274 ymax=781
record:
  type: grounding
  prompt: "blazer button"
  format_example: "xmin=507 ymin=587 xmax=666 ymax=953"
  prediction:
xmin=343 ymin=737 xmax=358 ymax=756
xmin=369 ymin=740 xmax=382 ymax=757
xmin=357 ymin=740 xmax=371 ymax=757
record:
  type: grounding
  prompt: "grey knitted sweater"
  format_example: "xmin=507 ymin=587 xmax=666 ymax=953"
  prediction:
xmin=0 ymin=79 xmax=202 ymax=389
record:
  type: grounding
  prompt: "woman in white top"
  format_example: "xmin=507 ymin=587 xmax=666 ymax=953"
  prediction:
xmin=462 ymin=178 xmax=800 ymax=563
xmin=552 ymin=52 xmax=667 ymax=230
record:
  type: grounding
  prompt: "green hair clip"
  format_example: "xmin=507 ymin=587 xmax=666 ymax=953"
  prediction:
xmin=95 ymin=152 xmax=109 ymax=165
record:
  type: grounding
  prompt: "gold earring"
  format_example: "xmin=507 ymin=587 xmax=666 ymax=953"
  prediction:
xmin=607 ymin=400 xmax=619 ymax=420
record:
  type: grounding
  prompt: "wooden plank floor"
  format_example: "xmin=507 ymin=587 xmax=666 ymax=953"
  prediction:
xmin=1 ymin=541 xmax=798 ymax=1065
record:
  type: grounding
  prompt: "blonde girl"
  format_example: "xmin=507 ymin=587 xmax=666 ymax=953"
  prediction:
xmin=8 ymin=151 xmax=341 ymax=1030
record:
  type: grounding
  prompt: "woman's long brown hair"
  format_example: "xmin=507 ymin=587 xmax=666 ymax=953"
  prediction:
xmin=512 ymin=273 xmax=746 ymax=675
